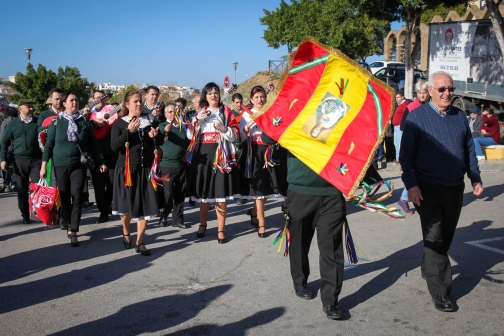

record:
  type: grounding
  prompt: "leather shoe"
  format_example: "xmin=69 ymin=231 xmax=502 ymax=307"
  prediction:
xmin=172 ymin=222 xmax=189 ymax=229
xmin=158 ymin=216 xmax=168 ymax=227
xmin=323 ymin=304 xmax=343 ymax=320
xmin=294 ymin=285 xmax=312 ymax=300
xmin=432 ymin=295 xmax=453 ymax=312
xmin=95 ymin=214 xmax=109 ymax=224
xmin=22 ymin=214 xmax=31 ymax=224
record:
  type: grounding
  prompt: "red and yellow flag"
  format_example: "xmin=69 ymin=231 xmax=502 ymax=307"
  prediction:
xmin=254 ymin=38 xmax=394 ymax=198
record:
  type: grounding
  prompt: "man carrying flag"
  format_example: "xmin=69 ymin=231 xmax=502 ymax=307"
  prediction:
xmin=256 ymin=38 xmax=395 ymax=320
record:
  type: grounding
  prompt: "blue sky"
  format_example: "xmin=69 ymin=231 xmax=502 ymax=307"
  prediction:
xmin=2 ymin=0 xmax=403 ymax=90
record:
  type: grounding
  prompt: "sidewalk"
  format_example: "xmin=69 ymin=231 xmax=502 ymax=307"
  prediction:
xmin=378 ymin=159 xmax=504 ymax=172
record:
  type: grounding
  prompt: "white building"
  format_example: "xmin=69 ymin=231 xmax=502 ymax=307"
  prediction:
xmin=97 ymin=83 xmax=126 ymax=92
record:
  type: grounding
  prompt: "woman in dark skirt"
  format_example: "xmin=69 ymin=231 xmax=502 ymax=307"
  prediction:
xmin=185 ymin=82 xmax=240 ymax=244
xmin=239 ymin=86 xmax=283 ymax=238
xmin=110 ymin=90 xmax=161 ymax=256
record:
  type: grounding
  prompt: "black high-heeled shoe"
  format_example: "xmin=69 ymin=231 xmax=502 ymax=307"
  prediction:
xmin=67 ymin=231 xmax=71 ymax=239
xmin=217 ymin=231 xmax=227 ymax=244
xmin=196 ymin=224 xmax=207 ymax=238
xmin=247 ymin=209 xmax=259 ymax=229
xmin=135 ymin=243 xmax=151 ymax=256
xmin=70 ymin=233 xmax=79 ymax=247
xmin=122 ymin=233 xmax=132 ymax=249
xmin=258 ymin=226 xmax=267 ymax=238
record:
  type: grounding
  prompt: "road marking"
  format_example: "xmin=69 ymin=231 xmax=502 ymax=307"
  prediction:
xmin=465 ymin=236 xmax=504 ymax=256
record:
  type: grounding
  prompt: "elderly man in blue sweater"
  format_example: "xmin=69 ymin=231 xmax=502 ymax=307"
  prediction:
xmin=400 ymin=71 xmax=484 ymax=312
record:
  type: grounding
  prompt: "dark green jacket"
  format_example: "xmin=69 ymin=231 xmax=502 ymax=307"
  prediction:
xmin=0 ymin=117 xmax=42 ymax=162
xmin=143 ymin=103 xmax=166 ymax=123
xmin=262 ymin=133 xmax=341 ymax=196
xmin=42 ymin=116 xmax=104 ymax=168
xmin=158 ymin=121 xmax=190 ymax=168
xmin=37 ymin=109 xmax=58 ymax=132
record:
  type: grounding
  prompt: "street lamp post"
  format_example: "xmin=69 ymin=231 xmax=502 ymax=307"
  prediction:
xmin=24 ymin=48 xmax=33 ymax=63
xmin=232 ymin=62 xmax=238 ymax=85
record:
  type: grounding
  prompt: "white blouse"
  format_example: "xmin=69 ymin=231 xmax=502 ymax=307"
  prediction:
xmin=239 ymin=108 xmax=264 ymax=144
xmin=186 ymin=108 xmax=236 ymax=142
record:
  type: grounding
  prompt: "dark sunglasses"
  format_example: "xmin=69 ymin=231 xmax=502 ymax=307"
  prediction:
xmin=432 ymin=86 xmax=456 ymax=93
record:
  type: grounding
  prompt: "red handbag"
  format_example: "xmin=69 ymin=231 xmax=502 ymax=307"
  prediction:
xmin=29 ymin=179 xmax=60 ymax=226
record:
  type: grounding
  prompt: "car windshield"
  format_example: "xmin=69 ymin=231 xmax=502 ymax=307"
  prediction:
xmin=370 ymin=62 xmax=383 ymax=68
xmin=375 ymin=68 xmax=387 ymax=76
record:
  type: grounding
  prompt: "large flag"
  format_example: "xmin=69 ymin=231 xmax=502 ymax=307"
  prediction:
xmin=254 ymin=37 xmax=394 ymax=198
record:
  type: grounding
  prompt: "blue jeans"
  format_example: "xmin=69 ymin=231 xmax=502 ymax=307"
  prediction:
xmin=473 ymin=137 xmax=496 ymax=156
xmin=401 ymin=187 xmax=409 ymax=201
xmin=394 ymin=126 xmax=402 ymax=160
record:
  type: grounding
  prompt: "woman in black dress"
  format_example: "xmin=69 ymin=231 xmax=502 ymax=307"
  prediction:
xmin=110 ymin=90 xmax=161 ymax=256
xmin=186 ymin=82 xmax=240 ymax=244
xmin=239 ymin=86 xmax=283 ymax=238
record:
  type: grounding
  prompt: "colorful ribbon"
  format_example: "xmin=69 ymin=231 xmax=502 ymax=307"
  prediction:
xmin=350 ymin=180 xmax=405 ymax=218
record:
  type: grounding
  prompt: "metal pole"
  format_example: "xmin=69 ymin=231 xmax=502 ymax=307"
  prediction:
xmin=24 ymin=48 xmax=33 ymax=64
xmin=232 ymin=62 xmax=238 ymax=84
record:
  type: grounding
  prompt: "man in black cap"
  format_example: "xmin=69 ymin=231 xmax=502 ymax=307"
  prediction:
xmin=0 ymin=99 xmax=42 ymax=223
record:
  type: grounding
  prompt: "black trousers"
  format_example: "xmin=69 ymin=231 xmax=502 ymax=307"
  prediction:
xmin=384 ymin=136 xmax=396 ymax=161
xmin=90 ymin=166 xmax=114 ymax=216
xmin=13 ymin=157 xmax=41 ymax=216
xmin=287 ymin=189 xmax=346 ymax=306
xmin=54 ymin=166 xmax=87 ymax=232
xmin=414 ymin=181 xmax=464 ymax=296
xmin=161 ymin=167 xmax=186 ymax=224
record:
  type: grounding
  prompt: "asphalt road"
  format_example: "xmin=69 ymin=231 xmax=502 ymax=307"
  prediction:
xmin=0 ymin=171 xmax=503 ymax=335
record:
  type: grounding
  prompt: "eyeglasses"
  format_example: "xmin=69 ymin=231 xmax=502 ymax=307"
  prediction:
xmin=431 ymin=86 xmax=456 ymax=93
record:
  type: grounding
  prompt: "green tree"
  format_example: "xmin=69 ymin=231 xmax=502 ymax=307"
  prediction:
xmin=10 ymin=63 xmax=94 ymax=114
xmin=260 ymin=0 xmax=390 ymax=61
xmin=420 ymin=2 xmax=467 ymax=24
xmin=108 ymin=85 xmax=138 ymax=104
xmin=361 ymin=0 xmax=466 ymax=99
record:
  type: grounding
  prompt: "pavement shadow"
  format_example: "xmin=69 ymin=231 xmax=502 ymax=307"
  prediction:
xmin=450 ymin=220 xmax=504 ymax=302
xmin=48 ymin=285 xmax=233 ymax=336
xmin=0 ymin=225 xmax=203 ymax=313
xmin=462 ymin=184 xmax=504 ymax=206
xmin=329 ymin=219 xmax=503 ymax=313
xmin=167 ymin=307 xmax=285 ymax=336
xmin=336 ymin=240 xmax=424 ymax=313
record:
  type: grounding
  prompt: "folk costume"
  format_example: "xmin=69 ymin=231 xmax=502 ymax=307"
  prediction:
xmin=0 ymin=112 xmax=42 ymax=221
xmin=110 ymin=114 xmax=162 ymax=221
xmin=158 ymin=118 xmax=190 ymax=227
xmin=185 ymin=105 xmax=240 ymax=203
xmin=43 ymin=111 xmax=104 ymax=232
xmin=239 ymin=108 xmax=282 ymax=200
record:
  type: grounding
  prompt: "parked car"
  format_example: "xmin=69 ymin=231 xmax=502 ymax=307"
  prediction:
xmin=374 ymin=66 xmax=427 ymax=93
xmin=369 ymin=61 xmax=405 ymax=74
xmin=358 ymin=62 xmax=371 ymax=73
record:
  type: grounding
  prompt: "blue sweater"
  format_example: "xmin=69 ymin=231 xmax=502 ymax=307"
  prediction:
xmin=400 ymin=103 xmax=482 ymax=189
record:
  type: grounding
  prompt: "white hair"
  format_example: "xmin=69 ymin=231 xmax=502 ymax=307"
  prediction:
xmin=192 ymin=94 xmax=201 ymax=102
xmin=415 ymin=79 xmax=429 ymax=92
xmin=428 ymin=71 xmax=453 ymax=87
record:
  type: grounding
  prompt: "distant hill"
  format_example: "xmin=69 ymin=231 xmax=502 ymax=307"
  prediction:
xmin=225 ymin=71 xmax=281 ymax=105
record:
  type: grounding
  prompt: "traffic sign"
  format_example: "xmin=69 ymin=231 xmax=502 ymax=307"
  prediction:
xmin=224 ymin=75 xmax=230 ymax=89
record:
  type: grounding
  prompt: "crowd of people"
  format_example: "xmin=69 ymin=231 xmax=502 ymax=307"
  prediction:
xmin=0 ymin=71 xmax=490 ymax=318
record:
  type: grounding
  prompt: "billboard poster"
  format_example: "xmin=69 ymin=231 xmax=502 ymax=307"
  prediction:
xmin=429 ymin=20 xmax=504 ymax=86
